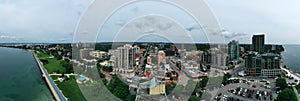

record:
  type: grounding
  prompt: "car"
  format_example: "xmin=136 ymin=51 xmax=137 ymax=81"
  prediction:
xmin=233 ymin=90 xmax=236 ymax=94
xmin=256 ymin=90 xmax=260 ymax=95
xmin=214 ymin=96 xmax=219 ymax=100
xmin=267 ymin=91 xmax=270 ymax=96
xmin=270 ymin=95 xmax=273 ymax=100
xmin=243 ymin=93 xmax=246 ymax=97
xmin=223 ymin=95 xmax=228 ymax=100
xmin=244 ymin=89 xmax=248 ymax=93
xmin=218 ymin=93 xmax=222 ymax=96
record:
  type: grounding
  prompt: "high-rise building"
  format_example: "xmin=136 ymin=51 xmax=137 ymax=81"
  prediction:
xmin=228 ymin=40 xmax=240 ymax=62
xmin=244 ymin=52 xmax=259 ymax=76
xmin=157 ymin=51 xmax=166 ymax=65
xmin=244 ymin=52 xmax=281 ymax=77
xmin=205 ymin=48 xmax=227 ymax=67
xmin=252 ymin=34 xmax=265 ymax=54
xmin=114 ymin=44 xmax=136 ymax=73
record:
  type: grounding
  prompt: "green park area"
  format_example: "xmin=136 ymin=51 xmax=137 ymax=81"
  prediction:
xmin=36 ymin=51 xmax=72 ymax=74
xmin=36 ymin=51 xmax=84 ymax=101
xmin=54 ymin=75 xmax=86 ymax=101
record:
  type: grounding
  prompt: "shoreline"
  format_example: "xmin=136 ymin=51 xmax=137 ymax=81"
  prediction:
xmin=32 ymin=51 xmax=67 ymax=101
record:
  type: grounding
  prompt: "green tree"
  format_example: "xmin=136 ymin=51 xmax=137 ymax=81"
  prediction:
xmin=125 ymin=94 xmax=136 ymax=101
xmin=102 ymin=66 xmax=113 ymax=72
xmin=222 ymin=73 xmax=232 ymax=85
xmin=275 ymin=88 xmax=298 ymax=101
xmin=188 ymin=95 xmax=200 ymax=101
xmin=276 ymin=77 xmax=288 ymax=90
xmin=107 ymin=75 xmax=131 ymax=100
xmin=166 ymin=83 xmax=176 ymax=94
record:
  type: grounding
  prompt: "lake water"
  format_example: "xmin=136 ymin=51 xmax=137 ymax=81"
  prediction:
xmin=282 ymin=45 xmax=300 ymax=71
xmin=0 ymin=47 xmax=53 ymax=101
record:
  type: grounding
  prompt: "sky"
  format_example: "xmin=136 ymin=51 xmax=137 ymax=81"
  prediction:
xmin=0 ymin=0 xmax=300 ymax=44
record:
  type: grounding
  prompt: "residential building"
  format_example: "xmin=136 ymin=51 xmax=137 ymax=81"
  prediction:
xmin=228 ymin=40 xmax=240 ymax=62
xmin=157 ymin=51 xmax=166 ymax=65
xmin=114 ymin=44 xmax=136 ymax=73
xmin=244 ymin=52 xmax=281 ymax=77
xmin=208 ymin=48 xmax=227 ymax=67
xmin=89 ymin=50 xmax=107 ymax=58
xmin=252 ymin=34 xmax=265 ymax=54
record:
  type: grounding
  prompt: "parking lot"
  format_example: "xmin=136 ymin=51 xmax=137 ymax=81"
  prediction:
xmin=213 ymin=77 xmax=278 ymax=101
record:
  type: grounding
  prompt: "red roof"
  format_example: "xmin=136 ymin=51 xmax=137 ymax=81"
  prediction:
xmin=166 ymin=81 xmax=174 ymax=85
xmin=144 ymin=73 xmax=153 ymax=77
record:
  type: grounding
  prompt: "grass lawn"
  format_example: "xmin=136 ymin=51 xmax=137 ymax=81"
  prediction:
xmin=36 ymin=51 xmax=52 ymax=59
xmin=44 ymin=58 xmax=67 ymax=73
xmin=55 ymin=76 xmax=86 ymax=101
xmin=51 ymin=75 xmax=61 ymax=80
xmin=200 ymin=90 xmax=212 ymax=101
xmin=206 ymin=76 xmax=223 ymax=89
xmin=36 ymin=52 xmax=67 ymax=74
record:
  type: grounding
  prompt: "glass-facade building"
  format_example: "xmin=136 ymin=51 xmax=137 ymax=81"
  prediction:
xmin=228 ymin=40 xmax=240 ymax=62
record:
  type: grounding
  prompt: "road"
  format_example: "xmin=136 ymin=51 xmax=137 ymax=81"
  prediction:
xmin=281 ymin=67 xmax=300 ymax=85
xmin=231 ymin=63 xmax=244 ymax=76
xmin=292 ymin=86 xmax=300 ymax=101
xmin=167 ymin=59 xmax=189 ymax=86
xmin=135 ymin=45 xmax=150 ymax=76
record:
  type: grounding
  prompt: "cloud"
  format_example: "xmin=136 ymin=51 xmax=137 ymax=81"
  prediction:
xmin=222 ymin=29 xmax=247 ymax=39
xmin=131 ymin=6 xmax=139 ymax=14
xmin=0 ymin=35 xmax=18 ymax=40
xmin=133 ymin=16 xmax=174 ymax=33
xmin=115 ymin=20 xmax=126 ymax=26
xmin=186 ymin=23 xmax=202 ymax=31
xmin=220 ymin=29 xmax=251 ymax=43
xmin=0 ymin=0 xmax=92 ymax=43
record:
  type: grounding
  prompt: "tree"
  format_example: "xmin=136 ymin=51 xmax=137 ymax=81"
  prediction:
xmin=102 ymin=66 xmax=113 ymax=72
xmin=107 ymin=75 xmax=131 ymax=100
xmin=125 ymin=94 xmax=136 ymax=101
xmin=166 ymin=83 xmax=176 ymax=94
xmin=222 ymin=73 xmax=232 ymax=85
xmin=188 ymin=96 xmax=200 ymax=101
xmin=60 ymin=60 xmax=73 ymax=73
xmin=275 ymin=88 xmax=298 ymax=101
xmin=276 ymin=77 xmax=288 ymax=90
xmin=206 ymin=65 xmax=211 ymax=70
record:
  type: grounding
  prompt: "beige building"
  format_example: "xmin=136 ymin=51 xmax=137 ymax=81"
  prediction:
xmin=158 ymin=51 xmax=166 ymax=64
xmin=149 ymin=78 xmax=165 ymax=95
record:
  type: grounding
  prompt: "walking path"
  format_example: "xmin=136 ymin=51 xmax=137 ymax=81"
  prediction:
xmin=33 ymin=52 xmax=67 ymax=101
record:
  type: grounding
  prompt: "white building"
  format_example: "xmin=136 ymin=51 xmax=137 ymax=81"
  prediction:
xmin=114 ymin=44 xmax=140 ymax=73
xmin=209 ymin=48 xmax=227 ymax=67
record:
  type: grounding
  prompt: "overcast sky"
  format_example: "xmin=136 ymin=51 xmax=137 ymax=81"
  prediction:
xmin=0 ymin=0 xmax=300 ymax=44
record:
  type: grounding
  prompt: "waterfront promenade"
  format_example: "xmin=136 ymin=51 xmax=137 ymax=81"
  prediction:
xmin=32 ymin=52 xmax=67 ymax=101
